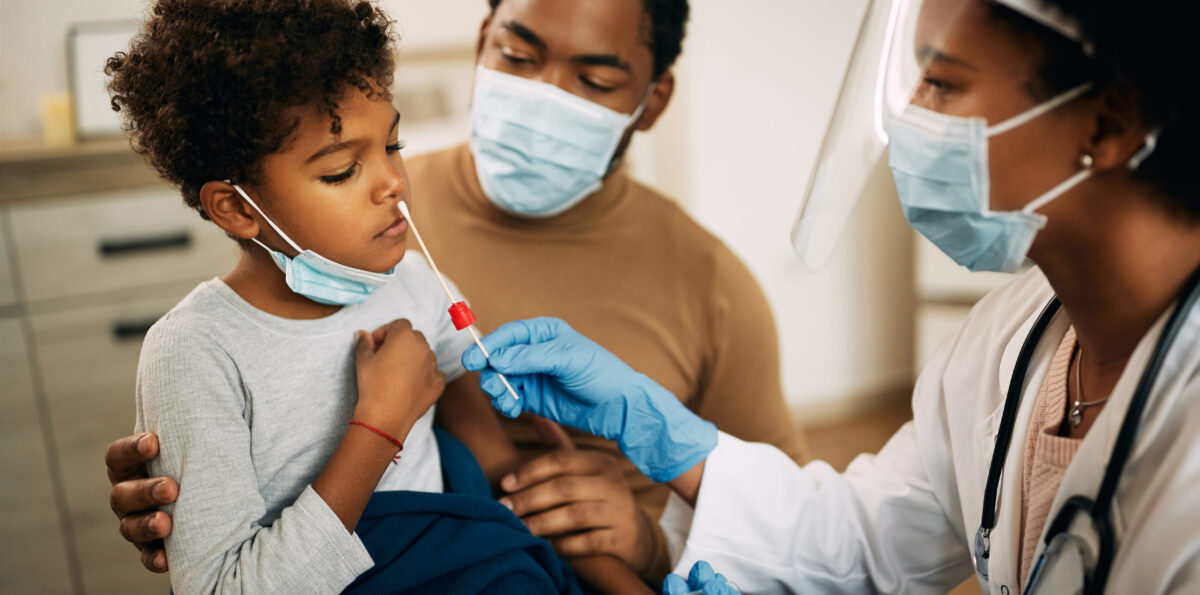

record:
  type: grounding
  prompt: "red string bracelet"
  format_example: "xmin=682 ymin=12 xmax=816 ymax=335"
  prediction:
xmin=348 ymin=421 xmax=403 ymax=465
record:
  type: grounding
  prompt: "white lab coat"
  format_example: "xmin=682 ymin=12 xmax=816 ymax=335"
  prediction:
xmin=659 ymin=268 xmax=1200 ymax=594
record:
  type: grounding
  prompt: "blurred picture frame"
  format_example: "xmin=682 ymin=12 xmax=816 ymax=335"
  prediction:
xmin=68 ymin=21 xmax=139 ymax=139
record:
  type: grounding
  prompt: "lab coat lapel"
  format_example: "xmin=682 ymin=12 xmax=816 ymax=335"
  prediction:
xmin=988 ymin=310 xmax=1072 ymax=593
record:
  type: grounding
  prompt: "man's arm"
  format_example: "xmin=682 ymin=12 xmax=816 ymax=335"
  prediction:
xmin=106 ymin=432 xmax=178 ymax=572
xmin=691 ymin=247 xmax=809 ymax=463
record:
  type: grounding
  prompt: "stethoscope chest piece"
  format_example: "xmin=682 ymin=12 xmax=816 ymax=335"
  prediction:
xmin=974 ymin=526 xmax=991 ymax=580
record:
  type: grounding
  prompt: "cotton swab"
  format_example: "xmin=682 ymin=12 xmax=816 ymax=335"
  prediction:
xmin=397 ymin=201 xmax=520 ymax=401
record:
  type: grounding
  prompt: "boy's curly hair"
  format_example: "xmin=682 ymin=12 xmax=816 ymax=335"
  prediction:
xmin=106 ymin=0 xmax=398 ymax=221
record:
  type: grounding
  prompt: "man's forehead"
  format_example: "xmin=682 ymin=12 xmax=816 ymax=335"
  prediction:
xmin=491 ymin=0 xmax=651 ymax=61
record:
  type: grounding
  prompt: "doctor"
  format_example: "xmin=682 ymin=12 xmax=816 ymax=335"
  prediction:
xmin=463 ymin=0 xmax=1200 ymax=592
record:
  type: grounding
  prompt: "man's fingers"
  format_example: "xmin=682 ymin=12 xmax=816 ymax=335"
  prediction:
xmin=532 ymin=416 xmax=575 ymax=451
xmin=501 ymin=473 xmax=615 ymax=517
xmin=119 ymin=510 xmax=173 ymax=546
xmin=105 ymin=434 xmax=159 ymax=484
xmin=501 ymin=449 xmax=611 ymax=493
xmin=110 ymin=477 xmax=178 ymax=517
xmin=522 ymin=501 xmax=613 ymax=538
xmin=139 ymin=543 xmax=169 ymax=573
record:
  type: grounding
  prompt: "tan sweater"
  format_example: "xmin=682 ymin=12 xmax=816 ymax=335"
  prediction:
xmin=1018 ymin=327 xmax=1084 ymax=589
xmin=405 ymin=143 xmax=810 ymax=578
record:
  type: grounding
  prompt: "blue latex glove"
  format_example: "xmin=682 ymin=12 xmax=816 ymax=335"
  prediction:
xmin=663 ymin=561 xmax=741 ymax=595
xmin=462 ymin=317 xmax=717 ymax=483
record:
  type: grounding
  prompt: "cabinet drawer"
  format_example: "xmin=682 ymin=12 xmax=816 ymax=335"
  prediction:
xmin=0 ymin=318 xmax=74 ymax=594
xmin=0 ymin=212 xmax=16 ymax=308
xmin=30 ymin=290 xmax=182 ymax=594
xmin=9 ymin=186 xmax=238 ymax=303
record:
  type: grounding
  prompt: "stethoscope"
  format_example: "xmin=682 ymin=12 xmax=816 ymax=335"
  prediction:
xmin=972 ymin=267 xmax=1200 ymax=595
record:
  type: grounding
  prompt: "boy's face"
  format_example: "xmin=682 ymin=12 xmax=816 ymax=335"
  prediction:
xmin=250 ymin=87 xmax=410 ymax=273
xmin=477 ymin=0 xmax=657 ymax=117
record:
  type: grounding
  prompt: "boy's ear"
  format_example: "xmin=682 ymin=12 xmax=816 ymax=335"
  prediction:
xmin=199 ymin=181 xmax=261 ymax=241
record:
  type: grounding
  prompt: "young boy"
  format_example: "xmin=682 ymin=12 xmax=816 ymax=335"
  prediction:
xmin=107 ymin=1 xmax=643 ymax=592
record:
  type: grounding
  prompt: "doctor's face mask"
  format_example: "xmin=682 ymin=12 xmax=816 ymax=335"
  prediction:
xmin=889 ymin=2 xmax=1155 ymax=273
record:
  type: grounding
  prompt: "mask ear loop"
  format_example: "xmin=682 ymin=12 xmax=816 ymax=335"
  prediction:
xmin=1023 ymin=159 xmax=1093 ymax=215
xmin=225 ymin=180 xmax=304 ymax=255
xmin=987 ymin=82 xmax=1094 ymax=137
xmin=1128 ymin=128 xmax=1161 ymax=171
xmin=604 ymin=82 xmax=657 ymax=176
xmin=1022 ymin=128 xmax=1163 ymax=216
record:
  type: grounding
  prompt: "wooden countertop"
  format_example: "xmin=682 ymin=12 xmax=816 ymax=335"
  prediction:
xmin=0 ymin=137 xmax=163 ymax=205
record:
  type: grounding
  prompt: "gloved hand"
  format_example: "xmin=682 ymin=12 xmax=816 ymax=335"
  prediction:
xmin=462 ymin=317 xmax=717 ymax=483
xmin=663 ymin=561 xmax=741 ymax=595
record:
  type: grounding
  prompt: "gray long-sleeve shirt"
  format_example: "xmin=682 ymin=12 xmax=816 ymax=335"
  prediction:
xmin=134 ymin=254 xmax=474 ymax=594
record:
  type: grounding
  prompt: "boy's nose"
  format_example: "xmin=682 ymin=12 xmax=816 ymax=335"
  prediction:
xmin=374 ymin=164 xmax=406 ymax=205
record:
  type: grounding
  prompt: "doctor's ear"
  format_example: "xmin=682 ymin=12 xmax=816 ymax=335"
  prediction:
xmin=199 ymin=181 xmax=261 ymax=241
xmin=1083 ymin=81 xmax=1154 ymax=172
xmin=636 ymin=71 xmax=675 ymax=132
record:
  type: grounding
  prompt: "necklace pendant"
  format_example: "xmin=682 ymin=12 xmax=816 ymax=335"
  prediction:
xmin=1070 ymin=403 xmax=1084 ymax=428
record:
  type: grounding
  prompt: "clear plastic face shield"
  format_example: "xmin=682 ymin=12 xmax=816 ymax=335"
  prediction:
xmin=790 ymin=0 xmax=1086 ymax=271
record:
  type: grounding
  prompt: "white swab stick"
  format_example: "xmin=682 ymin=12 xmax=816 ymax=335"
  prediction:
xmin=398 ymin=202 xmax=520 ymax=401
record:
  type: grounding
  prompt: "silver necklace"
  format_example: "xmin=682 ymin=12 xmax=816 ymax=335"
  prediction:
xmin=1070 ymin=346 xmax=1110 ymax=428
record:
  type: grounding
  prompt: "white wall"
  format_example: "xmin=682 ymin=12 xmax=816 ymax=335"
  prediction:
xmin=671 ymin=0 xmax=916 ymax=413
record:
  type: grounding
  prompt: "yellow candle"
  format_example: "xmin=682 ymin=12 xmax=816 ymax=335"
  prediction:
xmin=39 ymin=93 xmax=77 ymax=147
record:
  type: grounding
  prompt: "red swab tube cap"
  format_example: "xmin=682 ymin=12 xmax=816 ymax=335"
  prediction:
xmin=448 ymin=301 xmax=476 ymax=330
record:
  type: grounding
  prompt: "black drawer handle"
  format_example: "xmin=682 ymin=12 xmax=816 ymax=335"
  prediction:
xmin=99 ymin=231 xmax=192 ymax=257
xmin=112 ymin=317 xmax=162 ymax=341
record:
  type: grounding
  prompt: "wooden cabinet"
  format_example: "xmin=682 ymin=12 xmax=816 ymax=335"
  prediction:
xmin=0 ymin=213 xmax=16 ymax=308
xmin=0 ymin=318 xmax=74 ymax=594
xmin=30 ymin=291 xmax=195 ymax=594
xmin=0 ymin=145 xmax=237 ymax=593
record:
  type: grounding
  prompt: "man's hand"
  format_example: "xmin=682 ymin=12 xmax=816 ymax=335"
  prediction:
xmin=105 ymin=433 xmax=178 ymax=572
xmin=498 ymin=418 xmax=655 ymax=575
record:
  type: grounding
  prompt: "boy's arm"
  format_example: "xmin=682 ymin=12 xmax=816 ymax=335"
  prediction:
xmin=434 ymin=376 xmax=651 ymax=593
xmin=435 ymin=372 xmax=522 ymax=490
xmin=139 ymin=327 xmax=374 ymax=594
xmin=570 ymin=556 xmax=656 ymax=594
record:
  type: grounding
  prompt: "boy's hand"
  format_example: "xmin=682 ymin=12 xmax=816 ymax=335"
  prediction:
xmin=353 ymin=318 xmax=446 ymax=440
xmin=105 ymin=433 xmax=178 ymax=573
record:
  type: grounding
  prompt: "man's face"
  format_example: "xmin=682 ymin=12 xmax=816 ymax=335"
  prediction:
xmin=476 ymin=0 xmax=657 ymax=117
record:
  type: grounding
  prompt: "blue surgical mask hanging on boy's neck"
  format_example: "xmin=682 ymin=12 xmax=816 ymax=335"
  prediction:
xmin=468 ymin=66 xmax=655 ymax=218
xmin=228 ymin=182 xmax=395 ymax=306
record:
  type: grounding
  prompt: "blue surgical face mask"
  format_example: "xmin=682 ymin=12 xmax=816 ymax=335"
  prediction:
xmin=468 ymin=66 xmax=652 ymax=218
xmin=229 ymin=183 xmax=396 ymax=305
xmin=888 ymin=83 xmax=1113 ymax=273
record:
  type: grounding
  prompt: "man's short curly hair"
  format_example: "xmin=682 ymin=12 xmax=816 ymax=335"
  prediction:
xmin=106 ymin=0 xmax=398 ymax=221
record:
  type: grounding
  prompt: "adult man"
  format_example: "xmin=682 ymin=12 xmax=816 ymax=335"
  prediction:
xmin=106 ymin=0 xmax=808 ymax=582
